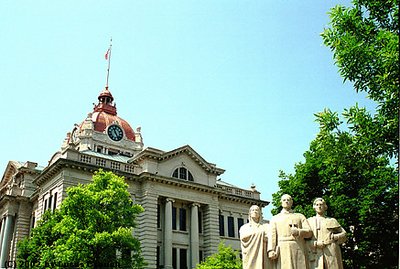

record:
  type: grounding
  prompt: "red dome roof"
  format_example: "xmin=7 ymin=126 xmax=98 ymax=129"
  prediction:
xmin=89 ymin=87 xmax=136 ymax=142
xmin=91 ymin=111 xmax=136 ymax=141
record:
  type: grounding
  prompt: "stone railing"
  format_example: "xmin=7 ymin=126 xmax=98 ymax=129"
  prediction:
xmin=63 ymin=150 xmax=138 ymax=174
xmin=216 ymin=184 xmax=260 ymax=200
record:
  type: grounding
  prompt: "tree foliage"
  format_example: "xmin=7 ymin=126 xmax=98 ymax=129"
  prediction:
xmin=321 ymin=0 xmax=399 ymax=158
xmin=272 ymin=0 xmax=398 ymax=268
xmin=195 ymin=242 xmax=242 ymax=269
xmin=17 ymin=170 xmax=145 ymax=269
xmin=272 ymin=108 xmax=398 ymax=268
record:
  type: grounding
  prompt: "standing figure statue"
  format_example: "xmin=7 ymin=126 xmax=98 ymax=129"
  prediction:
xmin=268 ymin=194 xmax=312 ymax=269
xmin=239 ymin=205 xmax=273 ymax=269
xmin=307 ymin=198 xmax=347 ymax=269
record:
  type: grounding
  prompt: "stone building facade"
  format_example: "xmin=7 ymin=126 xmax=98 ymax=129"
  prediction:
xmin=0 ymin=86 xmax=268 ymax=269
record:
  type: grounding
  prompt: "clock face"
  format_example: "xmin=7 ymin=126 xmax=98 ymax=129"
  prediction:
xmin=107 ymin=125 xmax=124 ymax=141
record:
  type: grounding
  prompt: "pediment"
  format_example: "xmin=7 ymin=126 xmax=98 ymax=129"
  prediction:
xmin=130 ymin=145 xmax=225 ymax=176
xmin=0 ymin=161 xmax=22 ymax=188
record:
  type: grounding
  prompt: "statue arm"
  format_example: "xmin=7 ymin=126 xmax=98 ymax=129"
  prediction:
xmin=267 ymin=221 xmax=278 ymax=259
xmin=332 ymin=226 xmax=347 ymax=245
xmin=298 ymin=216 xmax=312 ymax=239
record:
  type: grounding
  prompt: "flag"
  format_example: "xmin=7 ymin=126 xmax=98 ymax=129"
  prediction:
xmin=105 ymin=48 xmax=110 ymax=60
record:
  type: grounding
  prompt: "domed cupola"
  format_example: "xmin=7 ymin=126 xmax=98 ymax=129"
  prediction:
xmin=94 ymin=87 xmax=117 ymax=115
xmin=60 ymin=86 xmax=143 ymax=157
xmin=91 ymin=87 xmax=136 ymax=142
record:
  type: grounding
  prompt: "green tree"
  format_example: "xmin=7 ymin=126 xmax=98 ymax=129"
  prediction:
xmin=272 ymin=109 xmax=398 ymax=268
xmin=321 ymin=0 xmax=399 ymax=158
xmin=195 ymin=242 xmax=242 ymax=269
xmin=272 ymin=0 xmax=399 ymax=268
xmin=17 ymin=170 xmax=145 ymax=269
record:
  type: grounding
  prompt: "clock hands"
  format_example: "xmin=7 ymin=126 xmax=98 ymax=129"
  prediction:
xmin=108 ymin=125 xmax=123 ymax=141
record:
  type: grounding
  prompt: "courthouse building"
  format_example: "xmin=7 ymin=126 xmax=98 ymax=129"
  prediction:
xmin=0 ymin=86 xmax=268 ymax=268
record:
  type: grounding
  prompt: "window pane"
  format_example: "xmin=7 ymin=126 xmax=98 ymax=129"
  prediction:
xmin=173 ymin=169 xmax=179 ymax=178
xmin=172 ymin=207 xmax=177 ymax=230
xmin=188 ymin=171 xmax=194 ymax=181
xmin=157 ymin=246 xmax=160 ymax=268
xmin=157 ymin=204 xmax=161 ymax=228
xmin=179 ymin=208 xmax=187 ymax=231
xmin=228 ymin=216 xmax=235 ymax=237
xmin=219 ymin=215 xmax=225 ymax=236
xmin=48 ymin=195 xmax=52 ymax=211
xmin=180 ymin=249 xmax=188 ymax=269
xmin=198 ymin=210 xmax=203 ymax=233
xmin=172 ymin=248 xmax=177 ymax=269
xmin=179 ymin=167 xmax=187 ymax=179
xmin=237 ymin=218 xmax=244 ymax=237
xmin=53 ymin=192 xmax=58 ymax=212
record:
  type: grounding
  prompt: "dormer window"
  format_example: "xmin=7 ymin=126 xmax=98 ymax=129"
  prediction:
xmin=172 ymin=167 xmax=194 ymax=181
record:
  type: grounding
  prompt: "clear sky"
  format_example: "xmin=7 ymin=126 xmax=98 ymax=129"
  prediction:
xmin=1 ymin=0 xmax=374 ymax=219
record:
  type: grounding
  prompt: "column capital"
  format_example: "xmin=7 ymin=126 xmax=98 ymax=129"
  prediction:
xmin=2 ymin=213 xmax=13 ymax=220
xmin=165 ymin=198 xmax=175 ymax=203
xmin=191 ymin=203 xmax=201 ymax=208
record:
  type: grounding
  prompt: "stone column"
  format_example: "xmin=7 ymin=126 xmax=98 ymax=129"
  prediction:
xmin=0 ymin=215 xmax=14 ymax=268
xmin=190 ymin=203 xmax=200 ymax=268
xmin=0 ymin=217 xmax=5 ymax=258
xmin=164 ymin=198 xmax=174 ymax=269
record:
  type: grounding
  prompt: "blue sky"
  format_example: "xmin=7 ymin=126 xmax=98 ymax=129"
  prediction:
xmin=1 ymin=0 xmax=374 ymax=219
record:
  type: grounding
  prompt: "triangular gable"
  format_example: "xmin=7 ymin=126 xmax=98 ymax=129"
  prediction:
xmin=0 ymin=161 xmax=22 ymax=186
xmin=129 ymin=145 xmax=225 ymax=176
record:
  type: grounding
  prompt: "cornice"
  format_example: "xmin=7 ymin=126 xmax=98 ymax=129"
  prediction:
xmin=138 ymin=172 xmax=268 ymax=205
xmin=138 ymin=172 xmax=221 ymax=195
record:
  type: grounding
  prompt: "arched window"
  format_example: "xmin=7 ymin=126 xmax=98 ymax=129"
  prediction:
xmin=172 ymin=167 xmax=194 ymax=181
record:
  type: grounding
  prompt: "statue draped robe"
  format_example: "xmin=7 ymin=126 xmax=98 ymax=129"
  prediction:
xmin=240 ymin=222 xmax=272 ymax=269
xmin=268 ymin=210 xmax=312 ymax=269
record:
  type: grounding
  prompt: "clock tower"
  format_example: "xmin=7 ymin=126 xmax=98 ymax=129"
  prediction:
xmin=61 ymin=86 xmax=143 ymax=158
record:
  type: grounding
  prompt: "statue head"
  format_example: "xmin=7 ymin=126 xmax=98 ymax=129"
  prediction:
xmin=281 ymin=194 xmax=293 ymax=210
xmin=313 ymin=197 xmax=328 ymax=214
xmin=248 ymin=205 xmax=262 ymax=224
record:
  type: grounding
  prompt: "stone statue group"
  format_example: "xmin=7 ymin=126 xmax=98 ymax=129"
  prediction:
xmin=239 ymin=194 xmax=346 ymax=269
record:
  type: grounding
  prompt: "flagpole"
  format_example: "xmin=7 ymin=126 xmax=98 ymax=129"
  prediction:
xmin=106 ymin=38 xmax=112 ymax=88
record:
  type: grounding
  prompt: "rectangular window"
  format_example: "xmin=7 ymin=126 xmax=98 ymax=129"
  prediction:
xmin=228 ymin=216 xmax=235 ymax=237
xmin=48 ymin=194 xmax=52 ymax=211
xmin=179 ymin=208 xmax=187 ymax=231
xmin=43 ymin=199 xmax=48 ymax=212
xmin=172 ymin=207 xmax=177 ymax=230
xmin=172 ymin=248 xmax=177 ymax=269
xmin=219 ymin=215 xmax=225 ymax=236
xmin=156 ymin=246 xmax=160 ymax=268
xmin=198 ymin=210 xmax=203 ymax=233
xmin=53 ymin=192 xmax=58 ymax=212
xmin=199 ymin=250 xmax=204 ymax=262
xmin=237 ymin=218 xmax=244 ymax=237
xmin=31 ymin=215 xmax=35 ymax=229
xmin=157 ymin=204 xmax=161 ymax=229
xmin=180 ymin=249 xmax=188 ymax=269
